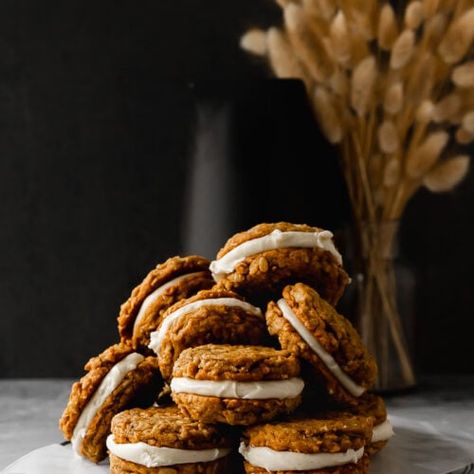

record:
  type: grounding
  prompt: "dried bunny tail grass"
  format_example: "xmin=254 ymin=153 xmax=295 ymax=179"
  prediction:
xmin=351 ymin=55 xmax=377 ymax=117
xmin=452 ymin=61 xmax=474 ymax=87
xmin=390 ymin=30 xmax=416 ymax=69
xmin=422 ymin=0 xmax=440 ymax=18
xmin=405 ymin=1 xmax=424 ymax=29
xmin=378 ymin=120 xmax=399 ymax=153
xmin=438 ymin=8 xmax=474 ymax=64
xmin=383 ymin=158 xmax=401 ymax=187
xmin=416 ymin=100 xmax=435 ymax=122
xmin=405 ymin=53 xmax=436 ymax=102
xmin=384 ymin=82 xmax=404 ymax=115
xmin=240 ymin=29 xmax=268 ymax=56
xmin=462 ymin=111 xmax=474 ymax=133
xmin=329 ymin=69 xmax=349 ymax=97
xmin=378 ymin=3 xmax=398 ymax=50
xmin=330 ymin=10 xmax=351 ymax=65
xmin=456 ymin=126 xmax=474 ymax=144
xmin=303 ymin=0 xmax=336 ymax=21
xmin=267 ymin=28 xmax=309 ymax=81
xmin=433 ymin=93 xmax=462 ymax=123
xmin=284 ymin=4 xmax=334 ymax=81
xmin=423 ymin=155 xmax=470 ymax=192
xmin=406 ymin=131 xmax=449 ymax=178
xmin=312 ymin=86 xmax=343 ymax=143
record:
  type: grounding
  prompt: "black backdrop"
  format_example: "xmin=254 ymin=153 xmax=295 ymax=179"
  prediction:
xmin=0 ymin=0 xmax=473 ymax=377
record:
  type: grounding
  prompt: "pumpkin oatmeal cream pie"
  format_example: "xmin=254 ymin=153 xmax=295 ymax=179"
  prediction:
xmin=170 ymin=344 xmax=304 ymax=426
xmin=107 ymin=406 xmax=233 ymax=473
xmin=118 ymin=255 xmax=214 ymax=351
xmin=148 ymin=288 xmax=267 ymax=380
xmin=210 ymin=222 xmax=350 ymax=305
xmin=59 ymin=343 xmax=162 ymax=463
xmin=266 ymin=283 xmax=377 ymax=406
xmin=239 ymin=413 xmax=373 ymax=473
xmin=347 ymin=393 xmax=393 ymax=455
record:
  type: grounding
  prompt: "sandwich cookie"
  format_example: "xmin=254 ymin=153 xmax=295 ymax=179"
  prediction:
xmin=107 ymin=406 xmax=233 ymax=473
xmin=59 ymin=343 xmax=162 ymax=463
xmin=210 ymin=222 xmax=350 ymax=305
xmin=171 ymin=344 xmax=304 ymax=426
xmin=118 ymin=255 xmax=214 ymax=350
xmin=266 ymin=283 xmax=377 ymax=406
xmin=348 ymin=394 xmax=393 ymax=455
xmin=239 ymin=413 xmax=373 ymax=473
xmin=148 ymin=289 xmax=267 ymax=380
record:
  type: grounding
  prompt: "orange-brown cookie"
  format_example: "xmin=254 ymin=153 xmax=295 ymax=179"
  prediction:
xmin=59 ymin=343 xmax=162 ymax=463
xmin=118 ymin=256 xmax=214 ymax=350
xmin=107 ymin=406 xmax=233 ymax=473
xmin=239 ymin=413 xmax=373 ymax=473
xmin=148 ymin=289 xmax=267 ymax=380
xmin=170 ymin=344 xmax=303 ymax=426
xmin=347 ymin=394 xmax=393 ymax=455
xmin=266 ymin=283 xmax=377 ymax=406
xmin=210 ymin=222 xmax=349 ymax=305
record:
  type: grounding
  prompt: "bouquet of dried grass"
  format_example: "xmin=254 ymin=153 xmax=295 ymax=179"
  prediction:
xmin=241 ymin=0 xmax=472 ymax=389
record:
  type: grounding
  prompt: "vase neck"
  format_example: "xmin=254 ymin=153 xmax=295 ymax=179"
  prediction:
xmin=360 ymin=220 xmax=400 ymax=259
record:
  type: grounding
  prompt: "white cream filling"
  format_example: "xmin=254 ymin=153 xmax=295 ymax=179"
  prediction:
xmin=71 ymin=353 xmax=145 ymax=455
xmin=239 ymin=443 xmax=364 ymax=471
xmin=277 ymin=299 xmax=365 ymax=397
xmin=372 ymin=418 xmax=394 ymax=443
xmin=148 ymin=298 xmax=262 ymax=356
xmin=132 ymin=272 xmax=203 ymax=334
xmin=210 ymin=229 xmax=342 ymax=280
xmin=170 ymin=377 xmax=304 ymax=400
xmin=106 ymin=435 xmax=230 ymax=468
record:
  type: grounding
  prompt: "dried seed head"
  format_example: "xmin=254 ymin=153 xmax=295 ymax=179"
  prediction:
xmin=378 ymin=120 xmax=399 ymax=153
xmin=303 ymin=0 xmax=336 ymax=21
xmin=405 ymin=53 xmax=435 ymax=102
xmin=329 ymin=69 xmax=349 ymax=97
xmin=383 ymin=158 xmax=401 ymax=187
xmin=455 ymin=127 xmax=474 ymax=144
xmin=416 ymin=100 xmax=435 ymax=122
xmin=405 ymin=1 xmax=424 ymax=30
xmin=423 ymin=155 xmax=470 ymax=192
xmin=284 ymin=4 xmax=334 ymax=81
xmin=406 ymin=131 xmax=449 ymax=178
xmin=423 ymin=13 xmax=447 ymax=48
xmin=462 ymin=111 xmax=474 ymax=134
xmin=378 ymin=3 xmax=398 ymax=50
xmin=330 ymin=10 xmax=351 ymax=65
xmin=390 ymin=30 xmax=416 ymax=69
xmin=438 ymin=8 xmax=474 ymax=64
xmin=240 ymin=29 xmax=268 ymax=56
xmin=433 ymin=93 xmax=462 ymax=123
xmin=313 ymin=86 xmax=343 ymax=143
xmin=384 ymin=82 xmax=404 ymax=115
xmin=452 ymin=61 xmax=474 ymax=87
xmin=267 ymin=28 xmax=307 ymax=80
xmin=351 ymin=55 xmax=377 ymax=117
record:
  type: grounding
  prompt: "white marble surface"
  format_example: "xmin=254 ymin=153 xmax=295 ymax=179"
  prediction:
xmin=1 ymin=377 xmax=474 ymax=471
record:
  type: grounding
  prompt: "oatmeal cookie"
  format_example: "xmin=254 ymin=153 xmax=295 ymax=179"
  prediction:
xmin=210 ymin=222 xmax=349 ymax=305
xmin=170 ymin=344 xmax=303 ymax=425
xmin=148 ymin=289 xmax=267 ymax=380
xmin=266 ymin=283 xmax=377 ymax=406
xmin=347 ymin=394 xmax=393 ymax=455
xmin=107 ymin=406 xmax=232 ymax=473
xmin=59 ymin=343 xmax=162 ymax=463
xmin=118 ymin=256 xmax=214 ymax=350
xmin=239 ymin=413 xmax=373 ymax=473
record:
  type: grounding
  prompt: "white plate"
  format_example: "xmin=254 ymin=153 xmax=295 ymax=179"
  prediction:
xmin=3 ymin=415 xmax=473 ymax=474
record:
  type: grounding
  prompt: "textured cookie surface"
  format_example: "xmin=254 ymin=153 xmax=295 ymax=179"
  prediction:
xmin=118 ymin=255 xmax=213 ymax=347
xmin=172 ymin=344 xmax=300 ymax=382
xmin=213 ymin=222 xmax=349 ymax=305
xmin=156 ymin=289 xmax=267 ymax=379
xmin=111 ymin=406 xmax=232 ymax=449
xmin=266 ymin=283 xmax=377 ymax=405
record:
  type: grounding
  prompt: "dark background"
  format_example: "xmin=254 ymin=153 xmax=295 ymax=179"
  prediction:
xmin=0 ymin=0 xmax=472 ymax=377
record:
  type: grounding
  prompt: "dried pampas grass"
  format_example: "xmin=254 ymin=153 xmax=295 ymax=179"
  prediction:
xmin=424 ymin=155 xmax=470 ymax=191
xmin=240 ymin=29 xmax=268 ymax=56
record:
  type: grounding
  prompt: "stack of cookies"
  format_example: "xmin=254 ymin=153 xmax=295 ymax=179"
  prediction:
xmin=60 ymin=222 xmax=393 ymax=473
